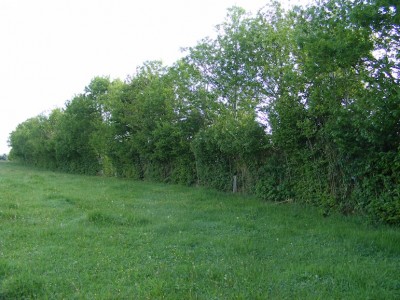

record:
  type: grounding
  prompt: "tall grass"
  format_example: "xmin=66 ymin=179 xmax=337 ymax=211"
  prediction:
xmin=0 ymin=162 xmax=399 ymax=299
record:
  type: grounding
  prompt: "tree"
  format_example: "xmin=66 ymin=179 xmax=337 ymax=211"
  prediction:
xmin=7 ymin=0 xmax=399 ymax=224
xmin=8 ymin=115 xmax=49 ymax=165
xmin=55 ymin=90 xmax=107 ymax=174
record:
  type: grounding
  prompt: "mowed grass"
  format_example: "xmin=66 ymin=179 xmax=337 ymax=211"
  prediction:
xmin=0 ymin=162 xmax=399 ymax=299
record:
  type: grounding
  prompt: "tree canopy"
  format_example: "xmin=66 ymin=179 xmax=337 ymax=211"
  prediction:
xmin=9 ymin=0 xmax=400 ymax=225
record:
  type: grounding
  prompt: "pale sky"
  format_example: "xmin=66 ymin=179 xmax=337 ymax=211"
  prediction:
xmin=0 ymin=0 xmax=308 ymax=154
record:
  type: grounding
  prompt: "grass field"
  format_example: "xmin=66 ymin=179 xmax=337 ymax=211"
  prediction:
xmin=0 ymin=162 xmax=399 ymax=299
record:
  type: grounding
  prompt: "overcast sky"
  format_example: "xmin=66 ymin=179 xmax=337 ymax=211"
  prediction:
xmin=0 ymin=0 xmax=308 ymax=154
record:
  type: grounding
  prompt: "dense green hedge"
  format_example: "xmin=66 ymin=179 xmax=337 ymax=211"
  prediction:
xmin=9 ymin=0 xmax=399 ymax=225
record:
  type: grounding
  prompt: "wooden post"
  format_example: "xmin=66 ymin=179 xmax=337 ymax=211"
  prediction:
xmin=233 ymin=175 xmax=237 ymax=193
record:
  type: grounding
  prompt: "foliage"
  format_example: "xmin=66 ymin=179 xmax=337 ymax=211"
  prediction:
xmin=192 ymin=112 xmax=268 ymax=192
xmin=7 ymin=0 xmax=400 ymax=224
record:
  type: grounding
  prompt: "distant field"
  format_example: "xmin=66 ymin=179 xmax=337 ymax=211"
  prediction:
xmin=0 ymin=162 xmax=399 ymax=299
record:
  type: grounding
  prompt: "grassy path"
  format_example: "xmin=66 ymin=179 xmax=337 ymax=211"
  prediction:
xmin=0 ymin=162 xmax=399 ymax=299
